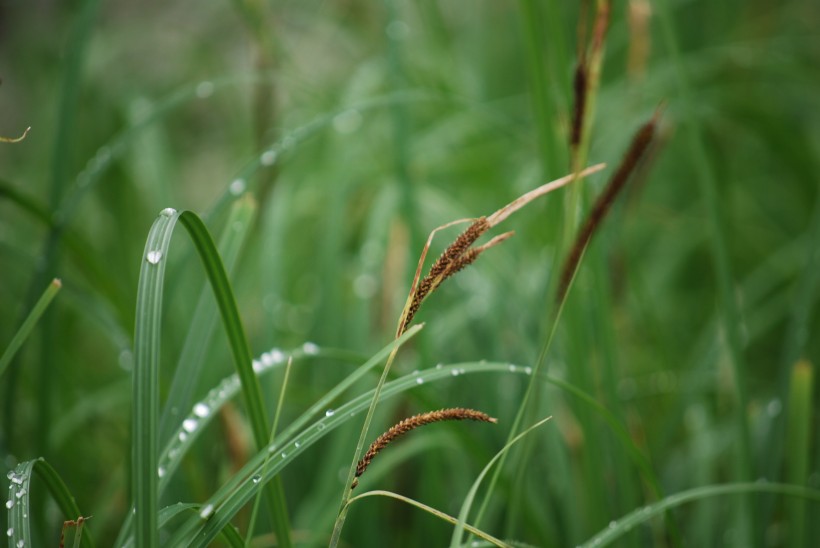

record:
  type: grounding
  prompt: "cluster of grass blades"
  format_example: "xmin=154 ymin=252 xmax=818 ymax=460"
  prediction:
xmin=3 ymin=0 xmax=820 ymax=546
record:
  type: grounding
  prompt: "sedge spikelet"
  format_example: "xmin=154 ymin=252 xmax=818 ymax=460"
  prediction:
xmin=399 ymin=218 xmax=490 ymax=334
xmin=351 ymin=408 xmax=497 ymax=489
xmin=556 ymin=110 xmax=660 ymax=304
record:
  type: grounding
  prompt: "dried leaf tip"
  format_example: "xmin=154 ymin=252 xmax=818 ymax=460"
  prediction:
xmin=0 ymin=126 xmax=31 ymax=143
xmin=351 ymin=408 xmax=497 ymax=489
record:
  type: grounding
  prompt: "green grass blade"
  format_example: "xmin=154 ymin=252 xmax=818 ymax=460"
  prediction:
xmin=132 ymin=208 xmax=180 ymax=547
xmin=450 ymin=417 xmax=553 ymax=547
xmin=159 ymin=195 xmax=257 ymax=443
xmin=0 ymin=279 xmax=61 ymax=379
xmin=156 ymin=345 xmax=355 ymax=494
xmin=164 ymin=325 xmax=423 ymax=545
xmin=580 ymin=483 xmax=820 ymax=548
xmin=131 ymin=207 xmax=291 ymax=545
xmin=6 ymin=458 xmax=94 ymax=548
xmin=170 ymin=360 xmax=648 ymax=545
xmin=349 ymin=490 xmax=512 ymax=548
xmin=786 ymin=359 xmax=814 ymax=547
xmin=656 ymin=1 xmax=755 ymax=543
xmin=175 ymin=210 xmax=293 ymax=546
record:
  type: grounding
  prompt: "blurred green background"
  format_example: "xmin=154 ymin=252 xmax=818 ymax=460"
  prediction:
xmin=1 ymin=0 xmax=819 ymax=546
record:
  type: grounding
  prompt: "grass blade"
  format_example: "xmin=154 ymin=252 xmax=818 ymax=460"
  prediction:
xmin=170 ymin=360 xmax=650 ymax=545
xmin=656 ymin=2 xmax=754 ymax=543
xmin=132 ymin=209 xmax=179 ymax=547
xmin=349 ymin=490 xmax=512 ymax=548
xmin=131 ymin=207 xmax=292 ymax=545
xmin=6 ymin=458 xmax=94 ymax=548
xmin=580 ymin=483 xmax=820 ymax=548
xmin=786 ymin=359 xmax=814 ymax=547
xmin=450 ymin=417 xmax=553 ymax=547
xmin=159 ymin=195 xmax=256 ymax=443
xmin=0 ymin=279 xmax=61 ymax=379
xmin=176 ymin=210 xmax=293 ymax=546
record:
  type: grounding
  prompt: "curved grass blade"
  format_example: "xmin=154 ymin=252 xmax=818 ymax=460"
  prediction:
xmin=450 ymin=417 xmax=553 ymax=547
xmin=157 ymin=344 xmax=352 ymax=493
xmin=175 ymin=210 xmax=294 ymax=545
xmin=349 ymin=490 xmax=511 ymax=548
xmin=656 ymin=1 xmax=754 ymax=543
xmin=159 ymin=195 xmax=256 ymax=444
xmin=168 ymin=360 xmax=650 ymax=546
xmin=6 ymin=458 xmax=94 ymax=548
xmin=164 ymin=325 xmax=424 ymax=546
xmin=120 ymin=504 xmax=243 ymax=548
xmin=132 ymin=207 xmax=288 ymax=546
xmin=580 ymin=483 xmax=820 ymax=548
xmin=0 ymin=279 xmax=61 ymax=379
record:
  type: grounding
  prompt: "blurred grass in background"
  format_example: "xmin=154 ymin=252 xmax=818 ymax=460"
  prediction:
xmin=1 ymin=0 xmax=819 ymax=546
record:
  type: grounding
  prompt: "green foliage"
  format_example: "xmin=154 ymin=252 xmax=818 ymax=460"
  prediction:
xmin=2 ymin=1 xmax=819 ymax=546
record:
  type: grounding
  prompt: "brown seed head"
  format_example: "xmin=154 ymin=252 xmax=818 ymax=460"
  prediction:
xmin=351 ymin=407 xmax=497 ymax=489
xmin=556 ymin=111 xmax=659 ymax=304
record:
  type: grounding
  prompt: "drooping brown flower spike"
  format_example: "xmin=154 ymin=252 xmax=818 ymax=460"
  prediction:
xmin=397 ymin=163 xmax=606 ymax=336
xmin=351 ymin=408 xmax=497 ymax=489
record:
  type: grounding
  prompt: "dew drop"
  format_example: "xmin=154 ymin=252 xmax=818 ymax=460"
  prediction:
xmin=6 ymin=527 xmax=13 ymax=537
xmin=160 ymin=207 xmax=176 ymax=217
xmin=280 ymin=452 xmax=287 ymax=459
xmin=609 ymin=520 xmax=617 ymax=529
xmin=415 ymin=377 xmax=424 ymax=385
xmin=178 ymin=431 xmax=188 ymax=442
xmin=524 ymin=367 xmax=532 ymax=375
xmin=294 ymin=441 xmax=301 ymax=448
xmin=182 ymin=418 xmax=198 ymax=433
xmin=229 ymin=178 xmax=246 ymax=196
xmin=435 ymin=363 xmax=443 ymax=370
xmin=6 ymin=471 xmax=14 ymax=480
xmin=317 ymin=423 xmax=326 ymax=431
xmin=157 ymin=467 xmax=166 ymax=478
xmin=5 ymin=500 xmax=13 ymax=509
xmin=146 ymin=250 xmax=162 ymax=264
xmin=196 ymin=81 xmax=214 ymax=98
xmin=252 ymin=359 xmax=263 ymax=373
xmin=252 ymin=475 xmax=261 ymax=484
xmin=17 ymin=540 xmax=24 ymax=548
xmin=508 ymin=364 xmax=517 ymax=372
xmin=193 ymin=403 xmax=210 ymax=418
xmin=303 ymin=342 xmax=319 ymax=355
xmin=260 ymin=150 xmax=277 ymax=166
xmin=269 ymin=348 xmax=285 ymax=363
xmin=200 ymin=503 xmax=214 ymax=519
xmin=325 ymin=409 xmax=335 ymax=417
xmin=451 ymin=369 xmax=460 ymax=376
xmin=10 ymin=476 xmax=22 ymax=485
xmin=14 ymin=489 xmax=25 ymax=499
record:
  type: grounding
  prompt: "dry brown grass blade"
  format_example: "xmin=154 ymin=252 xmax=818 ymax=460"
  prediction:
xmin=486 ymin=163 xmax=606 ymax=227
xmin=1 ymin=126 xmax=31 ymax=143
xmin=351 ymin=408 xmax=497 ymax=489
